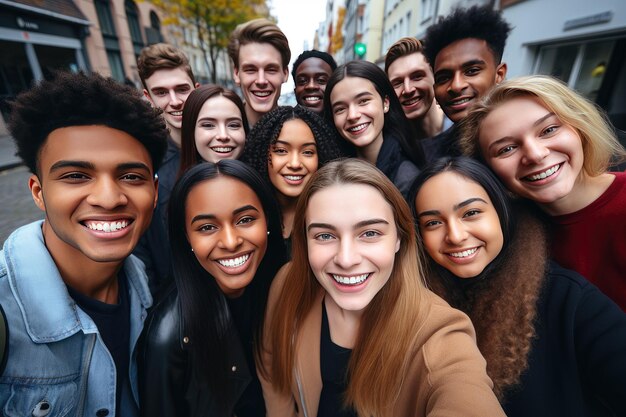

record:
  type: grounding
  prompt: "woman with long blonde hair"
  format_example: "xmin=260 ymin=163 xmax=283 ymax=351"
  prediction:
xmin=459 ymin=75 xmax=626 ymax=310
xmin=258 ymin=158 xmax=504 ymax=417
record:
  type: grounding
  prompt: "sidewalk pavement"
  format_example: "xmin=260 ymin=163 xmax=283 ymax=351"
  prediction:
xmin=0 ymin=135 xmax=21 ymax=172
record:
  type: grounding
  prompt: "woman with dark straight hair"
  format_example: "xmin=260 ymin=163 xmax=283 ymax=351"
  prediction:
xmin=410 ymin=156 xmax=626 ymax=417
xmin=139 ymin=160 xmax=287 ymax=416
xmin=179 ymin=84 xmax=249 ymax=176
xmin=323 ymin=60 xmax=423 ymax=197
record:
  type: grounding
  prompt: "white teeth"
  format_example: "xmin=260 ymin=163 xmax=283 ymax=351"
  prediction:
xmin=212 ymin=147 xmax=234 ymax=153
xmin=449 ymin=247 xmax=478 ymax=258
xmin=403 ymin=97 xmax=421 ymax=106
xmin=450 ymin=98 xmax=471 ymax=105
xmin=526 ymin=164 xmax=560 ymax=181
xmin=284 ymin=175 xmax=304 ymax=181
xmin=253 ymin=91 xmax=271 ymax=97
xmin=332 ymin=273 xmax=369 ymax=285
xmin=86 ymin=220 xmax=129 ymax=232
xmin=304 ymin=97 xmax=321 ymax=102
xmin=347 ymin=123 xmax=368 ymax=132
xmin=217 ymin=254 xmax=250 ymax=268
xmin=170 ymin=111 xmax=183 ymax=116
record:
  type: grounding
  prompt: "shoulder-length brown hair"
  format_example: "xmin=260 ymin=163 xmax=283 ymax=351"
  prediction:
xmin=179 ymin=84 xmax=249 ymax=176
xmin=265 ymin=158 xmax=428 ymax=417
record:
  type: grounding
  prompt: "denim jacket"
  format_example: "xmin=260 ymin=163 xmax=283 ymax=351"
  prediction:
xmin=0 ymin=221 xmax=152 ymax=417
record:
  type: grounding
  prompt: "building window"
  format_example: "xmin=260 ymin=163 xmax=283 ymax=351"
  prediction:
xmin=95 ymin=0 xmax=125 ymax=81
xmin=535 ymin=39 xmax=615 ymax=102
xmin=146 ymin=11 xmax=164 ymax=44
xmin=125 ymin=0 xmax=144 ymax=54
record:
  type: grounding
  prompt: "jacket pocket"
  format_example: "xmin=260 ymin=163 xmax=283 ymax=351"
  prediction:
xmin=2 ymin=379 xmax=78 ymax=417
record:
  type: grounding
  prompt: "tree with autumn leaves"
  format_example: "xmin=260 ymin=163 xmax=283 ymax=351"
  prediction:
xmin=148 ymin=0 xmax=272 ymax=83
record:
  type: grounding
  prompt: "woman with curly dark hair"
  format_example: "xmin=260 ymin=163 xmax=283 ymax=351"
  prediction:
xmin=409 ymin=156 xmax=626 ymax=417
xmin=240 ymin=106 xmax=343 ymax=249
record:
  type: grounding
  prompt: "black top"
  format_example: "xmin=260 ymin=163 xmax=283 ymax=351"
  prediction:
xmin=376 ymin=134 xmax=420 ymax=200
xmin=420 ymin=124 xmax=462 ymax=164
xmin=226 ymin=292 xmax=266 ymax=417
xmin=502 ymin=262 xmax=626 ymax=417
xmin=133 ymin=138 xmax=181 ymax=295
xmin=138 ymin=285 xmax=251 ymax=417
xmin=317 ymin=302 xmax=357 ymax=417
xmin=67 ymin=271 xmax=131 ymax=416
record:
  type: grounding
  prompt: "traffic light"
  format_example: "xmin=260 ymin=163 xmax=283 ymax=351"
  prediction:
xmin=354 ymin=42 xmax=366 ymax=58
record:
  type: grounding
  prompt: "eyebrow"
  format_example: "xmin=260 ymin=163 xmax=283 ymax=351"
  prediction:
xmin=307 ymin=218 xmax=389 ymax=232
xmin=191 ymin=204 xmax=259 ymax=224
xmin=461 ymin=59 xmax=487 ymax=68
xmin=197 ymin=117 xmax=242 ymax=122
xmin=332 ymin=91 xmax=374 ymax=108
xmin=150 ymin=84 xmax=190 ymax=92
xmin=417 ymin=198 xmax=488 ymax=218
xmin=274 ymin=139 xmax=317 ymax=147
xmin=488 ymin=112 xmax=555 ymax=151
xmin=49 ymin=160 xmax=151 ymax=174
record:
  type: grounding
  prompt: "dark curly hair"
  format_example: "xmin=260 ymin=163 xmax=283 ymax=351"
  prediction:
xmin=291 ymin=50 xmax=337 ymax=82
xmin=240 ymin=105 xmax=344 ymax=184
xmin=9 ymin=71 xmax=168 ymax=175
xmin=423 ymin=5 xmax=512 ymax=67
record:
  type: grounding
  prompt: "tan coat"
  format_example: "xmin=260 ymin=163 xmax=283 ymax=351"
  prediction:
xmin=259 ymin=269 xmax=506 ymax=417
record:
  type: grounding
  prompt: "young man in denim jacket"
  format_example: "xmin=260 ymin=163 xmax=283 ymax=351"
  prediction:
xmin=0 ymin=71 xmax=167 ymax=416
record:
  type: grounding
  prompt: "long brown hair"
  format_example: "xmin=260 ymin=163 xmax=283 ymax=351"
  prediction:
xmin=178 ymin=84 xmax=249 ymax=176
xmin=264 ymin=158 xmax=429 ymax=417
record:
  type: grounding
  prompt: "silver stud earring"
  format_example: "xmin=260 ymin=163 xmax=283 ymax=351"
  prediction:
xmin=191 ymin=248 xmax=194 ymax=252
xmin=267 ymin=231 xmax=270 ymax=236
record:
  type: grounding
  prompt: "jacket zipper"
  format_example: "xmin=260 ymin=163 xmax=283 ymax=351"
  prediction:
xmin=76 ymin=334 xmax=97 ymax=417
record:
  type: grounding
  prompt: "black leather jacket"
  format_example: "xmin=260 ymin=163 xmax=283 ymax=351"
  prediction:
xmin=138 ymin=285 xmax=251 ymax=417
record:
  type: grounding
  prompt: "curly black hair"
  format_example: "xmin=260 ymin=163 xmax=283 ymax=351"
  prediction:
xmin=240 ymin=105 xmax=345 ymax=185
xmin=423 ymin=5 xmax=512 ymax=67
xmin=291 ymin=50 xmax=338 ymax=82
xmin=9 ymin=71 xmax=169 ymax=174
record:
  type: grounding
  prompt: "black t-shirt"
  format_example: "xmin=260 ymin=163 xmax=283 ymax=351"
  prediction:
xmin=67 ymin=272 xmax=131 ymax=416
xmin=317 ymin=301 xmax=357 ymax=417
xmin=227 ymin=291 xmax=266 ymax=417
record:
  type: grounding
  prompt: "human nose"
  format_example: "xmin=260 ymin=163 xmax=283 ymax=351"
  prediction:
xmin=256 ymin=70 xmax=267 ymax=85
xmin=217 ymin=224 xmax=243 ymax=251
xmin=445 ymin=219 xmax=468 ymax=245
xmin=334 ymin=238 xmax=361 ymax=269
xmin=216 ymin=123 xmax=229 ymax=142
xmin=306 ymin=78 xmax=317 ymax=90
xmin=448 ymin=72 xmax=467 ymax=95
xmin=347 ymin=104 xmax=361 ymax=121
xmin=402 ymin=78 xmax=414 ymax=96
xmin=287 ymin=150 xmax=303 ymax=169
xmin=86 ymin=177 xmax=128 ymax=209
xmin=521 ymin=139 xmax=550 ymax=165
xmin=169 ymin=90 xmax=183 ymax=107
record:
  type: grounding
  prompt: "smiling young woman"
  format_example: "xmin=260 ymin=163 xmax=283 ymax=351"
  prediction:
xmin=460 ymin=75 xmax=626 ymax=311
xmin=241 ymin=106 xmax=343 ymax=250
xmin=409 ymin=156 xmax=626 ymax=417
xmin=324 ymin=60 xmax=424 ymax=198
xmin=138 ymin=160 xmax=287 ymax=417
xmin=259 ymin=158 xmax=505 ymax=417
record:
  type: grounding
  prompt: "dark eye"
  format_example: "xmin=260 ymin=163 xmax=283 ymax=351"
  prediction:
xmin=333 ymin=106 xmax=346 ymax=115
xmin=361 ymin=230 xmax=380 ymax=238
xmin=199 ymin=122 xmax=216 ymax=129
xmin=228 ymin=122 xmax=242 ymax=129
xmin=434 ymin=74 xmax=450 ymax=84
xmin=198 ymin=224 xmax=217 ymax=232
xmin=497 ymin=145 xmax=516 ymax=156
xmin=121 ymin=173 xmax=145 ymax=181
xmin=463 ymin=209 xmax=481 ymax=218
xmin=316 ymin=77 xmax=328 ymax=85
xmin=272 ymin=147 xmax=288 ymax=155
xmin=465 ymin=67 xmax=481 ymax=76
xmin=237 ymin=216 xmax=256 ymax=225
xmin=423 ymin=219 xmax=442 ymax=228
xmin=60 ymin=172 xmax=89 ymax=181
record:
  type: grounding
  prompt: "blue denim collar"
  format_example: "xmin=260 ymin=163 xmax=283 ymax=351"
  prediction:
xmin=3 ymin=221 xmax=152 ymax=343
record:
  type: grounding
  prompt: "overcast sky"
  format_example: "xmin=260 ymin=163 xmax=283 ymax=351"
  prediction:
xmin=271 ymin=0 xmax=327 ymax=91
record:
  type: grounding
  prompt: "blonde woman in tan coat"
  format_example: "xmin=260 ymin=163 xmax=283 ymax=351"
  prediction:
xmin=258 ymin=159 xmax=505 ymax=417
